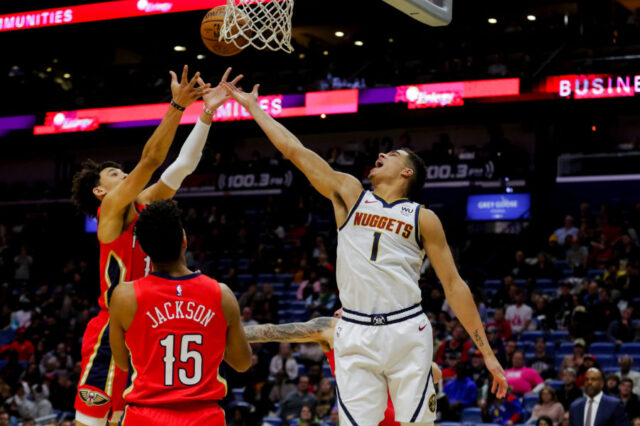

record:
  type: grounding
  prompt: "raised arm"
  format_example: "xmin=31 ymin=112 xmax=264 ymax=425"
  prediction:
xmin=244 ymin=317 xmax=336 ymax=352
xmin=220 ymin=283 xmax=252 ymax=372
xmin=108 ymin=282 xmax=137 ymax=372
xmin=138 ymin=68 xmax=244 ymax=204
xmin=222 ymin=81 xmax=362 ymax=226
xmin=99 ymin=66 xmax=210 ymax=242
xmin=420 ymin=208 xmax=507 ymax=398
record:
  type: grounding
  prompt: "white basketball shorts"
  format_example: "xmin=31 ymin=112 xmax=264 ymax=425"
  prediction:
xmin=334 ymin=304 xmax=437 ymax=425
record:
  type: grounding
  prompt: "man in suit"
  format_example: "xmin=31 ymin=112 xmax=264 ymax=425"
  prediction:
xmin=570 ymin=368 xmax=629 ymax=426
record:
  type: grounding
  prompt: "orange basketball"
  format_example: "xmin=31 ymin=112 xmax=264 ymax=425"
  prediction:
xmin=200 ymin=6 xmax=249 ymax=57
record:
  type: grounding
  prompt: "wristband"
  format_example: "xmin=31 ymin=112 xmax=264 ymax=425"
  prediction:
xmin=170 ymin=99 xmax=186 ymax=111
xmin=203 ymin=104 xmax=216 ymax=115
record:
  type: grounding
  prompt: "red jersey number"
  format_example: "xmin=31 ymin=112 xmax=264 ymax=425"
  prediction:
xmin=159 ymin=334 xmax=203 ymax=386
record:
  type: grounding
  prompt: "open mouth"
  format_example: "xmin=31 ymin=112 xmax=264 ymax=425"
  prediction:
xmin=375 ymin=159 xmax=383 ymax=168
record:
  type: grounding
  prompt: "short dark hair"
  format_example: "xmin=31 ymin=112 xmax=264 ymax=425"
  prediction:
xmin=71 ymin=159 xmax=122 ymax=216
xmin=399 ymin=148 xmax=426 ymax=202
xmin=135 ymin=200 xmax=184 ymax=263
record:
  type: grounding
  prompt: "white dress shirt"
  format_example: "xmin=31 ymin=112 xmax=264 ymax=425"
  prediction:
xmin=582 ymin=391 xmax=603 ymax=426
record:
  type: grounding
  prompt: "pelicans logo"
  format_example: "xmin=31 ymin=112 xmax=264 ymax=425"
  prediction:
xmin=79 ymin=390 xmax=109 ymax=407
xmin=428 ymin=394 xmax=437 ymax=413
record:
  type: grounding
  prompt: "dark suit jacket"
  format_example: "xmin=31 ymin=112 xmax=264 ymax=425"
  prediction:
xmin=569 ymin=394 xmax=630 ymax=426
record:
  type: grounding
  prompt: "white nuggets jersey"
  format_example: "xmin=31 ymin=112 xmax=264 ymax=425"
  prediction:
xmin=337 ymin=190 xmax=424 ymax=313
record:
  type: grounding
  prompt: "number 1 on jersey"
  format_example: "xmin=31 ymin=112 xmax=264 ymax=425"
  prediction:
xmin=370 ymin=232 xmax=382 ymax=261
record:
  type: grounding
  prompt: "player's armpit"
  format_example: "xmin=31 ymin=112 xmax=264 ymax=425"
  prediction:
xmin=220 ymin=283 xmax=252 ymax=372
xmin=136 ymin=180 xmax=177 ymax=205
xmin=108 ymin=283 xmax=137 ymax=372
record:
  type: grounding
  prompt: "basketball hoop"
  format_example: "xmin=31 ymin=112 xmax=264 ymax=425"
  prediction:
xmin=221 ymin=0 xmax=295 ymax=53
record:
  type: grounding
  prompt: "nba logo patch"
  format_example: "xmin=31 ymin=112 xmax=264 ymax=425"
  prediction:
xmin=176 ymin=285 xmax=183 ymax=297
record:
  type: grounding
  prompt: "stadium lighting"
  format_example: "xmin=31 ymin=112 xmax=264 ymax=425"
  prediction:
xmin=488 ymin=18 xmax=498 ymax=24
xmin=354 ymin=40 xmax=364 ymax=46
xmin=173 ymin=45 xmax=186 ymax=52
xmin=334 ymin=31 xmax=344 ymax=37
xmin=527 ymin=15 xmax=536 ymax=22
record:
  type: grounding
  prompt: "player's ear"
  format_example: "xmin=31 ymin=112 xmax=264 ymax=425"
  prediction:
xmin=93 ymin=186 xmax=106 ymax=199
xmin=400 ymin=168 xmax=414 ymax=178
xmin=182 ymin=230 xmax=188 ymax=250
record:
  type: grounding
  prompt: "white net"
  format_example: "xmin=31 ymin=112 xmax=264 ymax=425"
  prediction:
xmin=221 ymin=0 xmax=295 ymax=53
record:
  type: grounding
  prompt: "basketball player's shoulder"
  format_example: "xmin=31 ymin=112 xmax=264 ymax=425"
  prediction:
xmin=110 ymin=281 xmax=137 ymax=312
xmin=417 ymin=207 xmax=444 ymax=232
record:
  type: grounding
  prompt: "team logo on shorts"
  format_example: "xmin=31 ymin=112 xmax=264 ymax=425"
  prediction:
xmin=428 ymin=393 xmax=437 ymax=413
xmin=79 ymin=390 xmax=110 ymax=407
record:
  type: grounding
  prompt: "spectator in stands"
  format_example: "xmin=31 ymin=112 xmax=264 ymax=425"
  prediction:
xmin=435 ymin=323 xmax=474 ymax=364
xmin=291 ymin=404 xmax=320 ymax=426
xmin=590 ymin=287 xmax=620 ymax=331
xmin=487 ymin=308 xmax=512 ymax=340
xmin=280 ymin=376 xmax=317 ymax=422
xmin=604 ymin=373 xmax=621 ymax=397
xmin=238 ymin=283 xmax=260 ymax=310
xmin=325 ymin=406 xmax=339 ymax=426
xmin=467 ymin=350 xmax=491 ymax=391
xmin=314 ymin=378 xmax=335 ymax=419
xmin=484 ymin=388 xmax=523 ymax=425
xmin=493 ymin=275 xmax=516 ymax=308
xmin=441 ymin=351 xmax=461 ymax=382
xmin=254 ymin=283 xmax=280 ymax=324
xmin=486 ymin=326 xmax=507 ymax=365
xmin=532 ymin=296 xmax=556 ymax=331
xmin=0 ymin=330 xmax=33 ymax=362
xmin=510 ymin=251 xmax=532 ymax=279
xmin=529 ymin=337 xmax=556 ymax=379
xmin=269 ymin=343 xmax=299 ymax=381
xmin=536 ymin=415 xmax=554 ymax=426
xmin=269 ymin=370 xmax=297 ymax=404
xmin=0 ymin=410 xmax=9 ymax=426
xmin=576 ymin=354 xmax=601 ymax=388
xmin=531 ymin=386 xmax=565 ymax=425
xmin=48 ymin=372 xmax=75 ymax=413
xmin=620 ymin=378 xmax=640 ymax=421
xmin=443 ymin=361 xmax=478 ymax=420
xmin=557 ymin=368 xmax=583 ymax=410
xmin=606 ymin=307 xmax=636 ymax=344
xmin=13 ymin=246 xmax=33 ymax=282
xmin=616 ymin=355 xmax=640 ymax=395
xmin=532 ymin=252 xmax=560 ymax=280
xmin=241 ymin=306 xmax=258 ymax=327
xmin=589 ymin=236 xmax=615 ymax=269
xmin=304 ymin=280 xmax=336 ymax=317
xmin=296 ymin=270 xmax=321 ymax=301
xmin=505 ymin=350 xmax=544 ymax=395
xmin=553 ymin=216 xmax=579 ymax=245
xmin=566 ymin=236 xmax=589 ymax=275
xmin=633 ymin=418 xmax=640 ymax=426
xmin=561 ymin=339 xmax=586 ymax=372
xmin=506 ymin=289 xmax=533 ymax=335
xmin=504 ymin=338 xmax=517 ymax=369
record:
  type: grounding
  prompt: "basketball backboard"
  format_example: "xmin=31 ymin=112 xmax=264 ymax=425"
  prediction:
xmin=382 ymin=0 xmax=453 ymax=26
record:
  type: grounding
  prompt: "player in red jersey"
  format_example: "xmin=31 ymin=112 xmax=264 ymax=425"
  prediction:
xmin=109 ymin=200 xmax=252 ymax=425
xmin=70 ymin=66 xmax=243 ymax=426
xmin=244 ymin=315 xmax=442 ymax=425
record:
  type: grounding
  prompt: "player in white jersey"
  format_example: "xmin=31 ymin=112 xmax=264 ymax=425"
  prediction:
xmin=222 ymin=80 xmax=507 ymax=426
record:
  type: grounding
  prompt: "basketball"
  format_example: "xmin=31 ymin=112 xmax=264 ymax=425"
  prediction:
xmin=200 ymin=6 xmax=249 ymax=57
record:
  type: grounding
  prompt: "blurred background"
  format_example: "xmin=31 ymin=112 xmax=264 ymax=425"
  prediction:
xmin=1 ymin=0 xmax=640 ymax=425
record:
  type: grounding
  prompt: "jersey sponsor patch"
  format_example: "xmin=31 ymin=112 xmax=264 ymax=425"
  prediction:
xmin=428 ymin=393 xmax=437 ymax=413
xmin=79 ymin=389 xmax=110 ymax=407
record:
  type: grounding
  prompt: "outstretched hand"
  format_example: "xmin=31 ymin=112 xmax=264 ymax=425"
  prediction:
xmin=221 ymin=77 xmax=260 ymax=109
xmin=199 ymin=67 xmax=245 ymax=111
xmin=484 ymin=354 xmax=508 ymax=399
xmin=169 ymin=65 xmax=212 ymax=109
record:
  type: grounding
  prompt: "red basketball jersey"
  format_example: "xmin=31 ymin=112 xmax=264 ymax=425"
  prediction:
xmin=97 ymin=203 xmax=150 ymax=310
xmin=324 ymin=350 xmax=399 ymax=426
xmin=124 ymin=272 xmax=228 ymax=408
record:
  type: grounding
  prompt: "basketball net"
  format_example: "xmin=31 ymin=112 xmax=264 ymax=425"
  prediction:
xmin=221 ymin=0 xmax=294 ymax=53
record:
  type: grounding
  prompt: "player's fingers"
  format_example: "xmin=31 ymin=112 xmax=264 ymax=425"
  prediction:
xmin=169 ymin=70 xmax=178 ymax=86
xmin=180 ymin=65 xmax=189 ymax=85
xmin=220 ymin=67 xmax=232 ymax=83
xmin=499 ymin=378 xmax=508 ymax=398
xmin=188 ymin=71 xmax=201 ymax=88
xmin=230 ymin=74 xmax=244 ymax=86
xmin=197 ymin=76 xmax=206 ymax=87
xmin=252 ymin=84 xmax=260 ymax=97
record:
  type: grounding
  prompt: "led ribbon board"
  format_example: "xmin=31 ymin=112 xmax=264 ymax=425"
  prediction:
xmin=0 ymin=0 xmax=222 ymax=32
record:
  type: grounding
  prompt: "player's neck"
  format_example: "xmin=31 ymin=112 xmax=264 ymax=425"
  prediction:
xmin=372 ymin=181 xmax=406 ymax=203
xmin=152 ymin=258 xmax=193 ymax=278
